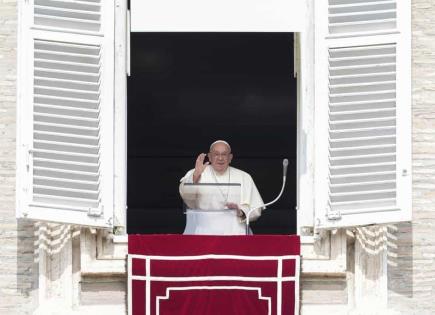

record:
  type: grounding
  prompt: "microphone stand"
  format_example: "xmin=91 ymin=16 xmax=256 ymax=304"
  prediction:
xmin=245 ymin=159 xmax=289 ymax=235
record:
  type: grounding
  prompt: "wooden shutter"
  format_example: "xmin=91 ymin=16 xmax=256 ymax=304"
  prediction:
xmin=16 ymin=0 xmax=114 ymax=227
xmin=314 ymin=0 xmax=411 ymax=228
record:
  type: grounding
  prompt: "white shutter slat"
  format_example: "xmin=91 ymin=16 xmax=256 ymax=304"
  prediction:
xmin=330 ymin=66 xmax=396 ymax=78
xmin=34 ymin=59 xmax=100 ymax=74
xmin=33 ymin=149 xmax=98 ymax=163
xmin=330 ymin=80 xmax=396 ymax=90
xmin=330 ymin=171 xmax=396 ymax=184
xmin=34 ymin=185 xmax=99 ymax=199
xmin=34 ymin=175 xmax=99 ymax=190
xmin=35 ymin=112 xmax=99 ymax=127
xmin=34 ymin=78 xmax=99 ymax=92
xmin=35 ymin=0 xmax=101 ymax=12
xmin=35 ymin=104 xmax=100 ymax=117
xmin=329 ymin=20 xmax=396 ymax=35
xmin=35 ymin=106 xmax=98 ymax=121
xmin=34 ymin=167 xmax=99 ymax=182
xmin=34 ymin=70 xmax=99 ymax=84
xmin=329 ymin=91 xmax=396 ymax=103
xmin=329 ymin=0 xmax=393 ymax=5
xmin=33 ymin=194 xmax=99 ymax=208
xmin=34 ymin=15 xmax=101 ymax=33
xmin=35 ymin=88 xmax=99 ymax=102
xmin=329 ymin=10 xmax=396 ymax=21
xmin=330 ymin=128 xmax=395 ymax=140
xmin=330 ymin=189 xmax=396 ymax=201
xmin=34 ymin=95 xmax=99 ymax=109
xmin=34 ymin=5 xmax=101 ymax=20
xmin=329 ymin=1 xmax=396 ymax=11
xmin=34 ymin=122 xmax=99 ymax=136
xmin=35 ymin=39 xmax=100 ymax=54
xmin=330 ymin=73 xmax=396 ymax=85
xmin=34 ymin=0 xmax=102 ymax=33
xmin=330 ymin=164 xmax=396 ymax=176
xmin=330 ymin=99 xmax=395 ymax=112
xmin=329 ymin=117 xmax=395 ymax=130
xmin=330 ymin=153 xmax=395 ymax=166
xmin=330 ymin=135 xmax=395 ymax=146
xmin=331 ymin=179 xmax=396 ymax=191
xmin=34 ymin=133 xmax=99 ymax=146
xmin=30 ymin=201 xmax=96 ymax=212
xmin=330 ymin=107 xmax=395 ymax=116
xmin=330 ymin=199 xmax=396 ymax=212
xmin=328 ymin=0 xmax=397 ymax=34
xmin=34 ymin=50 xmax=100 ymax=64
xmin=330 ymin=110 xmax=396 ymax=121
xmin=34 ymin=140 xmax=99 ymax=155
xmin=33 ymin=157 xmax=99 ymax=173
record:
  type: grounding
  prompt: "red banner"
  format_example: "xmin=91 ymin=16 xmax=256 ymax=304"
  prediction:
xmin=128 ymin=235 xmax=300 ymax=315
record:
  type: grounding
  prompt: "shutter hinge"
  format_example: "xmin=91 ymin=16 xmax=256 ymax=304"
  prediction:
xmin=327 ymin=209 xmax=341 ymax=220
xmin=88 ymin=205 xmax=103 ymax=217
xmin=25 ymin=146 xmax=34 ymax=171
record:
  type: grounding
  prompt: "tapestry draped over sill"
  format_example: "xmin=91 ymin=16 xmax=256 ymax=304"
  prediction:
xmin=128 ymin=234 xmax=300 ymax=315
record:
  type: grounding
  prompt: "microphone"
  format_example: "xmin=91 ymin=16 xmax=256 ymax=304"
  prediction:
xmin=283 ymin=158 xmax=289 ymax=178
xmin=244 ymin=158 xmax=289 ymax=235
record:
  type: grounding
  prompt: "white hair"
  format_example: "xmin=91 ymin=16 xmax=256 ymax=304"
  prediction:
xmin=209 ymin=140 xmax=231 ymax=152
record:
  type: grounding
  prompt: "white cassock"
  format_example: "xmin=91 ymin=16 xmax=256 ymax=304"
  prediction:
xmin=179 ymin=165 xmax=264 ymax=235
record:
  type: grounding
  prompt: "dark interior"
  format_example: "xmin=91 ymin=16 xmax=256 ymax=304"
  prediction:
xmin=127 ymin=33 xmax=297 ymax=234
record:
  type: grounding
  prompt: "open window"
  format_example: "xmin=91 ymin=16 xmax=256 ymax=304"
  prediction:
xmin=15 ymin=0 xmax=412 ymax=241
xmin=126 ymin=33 xmax=297 ymax=234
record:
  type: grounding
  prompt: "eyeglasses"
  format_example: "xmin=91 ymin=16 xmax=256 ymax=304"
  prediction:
xmin=210 ymin=152 xmax=231 ymax=159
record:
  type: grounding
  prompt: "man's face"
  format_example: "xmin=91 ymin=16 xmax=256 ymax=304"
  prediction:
xmin=208 ymin=143 xmax=233 ymax=173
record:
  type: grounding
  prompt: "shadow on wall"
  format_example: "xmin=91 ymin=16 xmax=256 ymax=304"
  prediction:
xmin=17 ymin=220 xmax=76 ymax=310
xmin=387 ymin=222 xmax=413 ymax=299
xmin=16 ymin=219 xmax=38 ymax=306
xmin=342 ymin=224 xmax=413 ymax=310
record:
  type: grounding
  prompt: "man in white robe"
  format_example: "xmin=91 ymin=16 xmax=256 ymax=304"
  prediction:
xmin=179 ymin=140 xmax=264 ymax=235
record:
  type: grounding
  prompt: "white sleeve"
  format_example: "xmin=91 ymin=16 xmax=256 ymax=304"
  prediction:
xmin=180 ymin=169 xmax=195 ymax=183
xmin=240 ymin=173 xmax=265 ymax=222
xmin=179 ymin=169 xmax=196 ymax=209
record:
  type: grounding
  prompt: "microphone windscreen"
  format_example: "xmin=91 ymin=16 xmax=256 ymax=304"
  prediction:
xmin=283 ymin=158 xmax=289 ymax=176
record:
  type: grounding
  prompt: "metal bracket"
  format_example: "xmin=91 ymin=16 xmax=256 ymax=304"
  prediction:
xmin=327 ymin=209 xmax=341 ymax=220
xmin=25 ymin=146 xmax=34 ymax=172
xmin=88 ymin=205 xmax=103 ymax=217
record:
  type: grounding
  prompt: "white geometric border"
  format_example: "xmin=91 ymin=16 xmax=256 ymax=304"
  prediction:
xmin=156 ymin=286 xmax=271 ymax=315
xmin=128 ymin=254 xmax=300 ymax=315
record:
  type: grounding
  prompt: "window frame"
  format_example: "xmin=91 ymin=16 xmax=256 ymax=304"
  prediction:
xmin=16 ymin=0 xmax=410 ymax=275
xmin=116 ymin=0 xmax=317 ymax=232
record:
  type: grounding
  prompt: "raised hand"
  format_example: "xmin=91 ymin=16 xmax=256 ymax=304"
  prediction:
xmin=193 ymin=153 xmax=209 ymax=183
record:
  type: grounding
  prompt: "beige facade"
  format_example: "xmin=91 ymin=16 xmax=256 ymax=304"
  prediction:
xmin=388 ymin=1 xmax=435 ymax=313
xmin=0 ymin=0 xmax=37 ymax=313
xmin=0 ymin=0 xmax=434 ymax=314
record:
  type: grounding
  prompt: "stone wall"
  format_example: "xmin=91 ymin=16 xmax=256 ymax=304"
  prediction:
xmin=1 ymin=0 xmax=434 ymax=314
xmin=387 ymin=1 xmax=435 ymax=314
xmin=0 ymin=0 xmax=37 ymax=314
